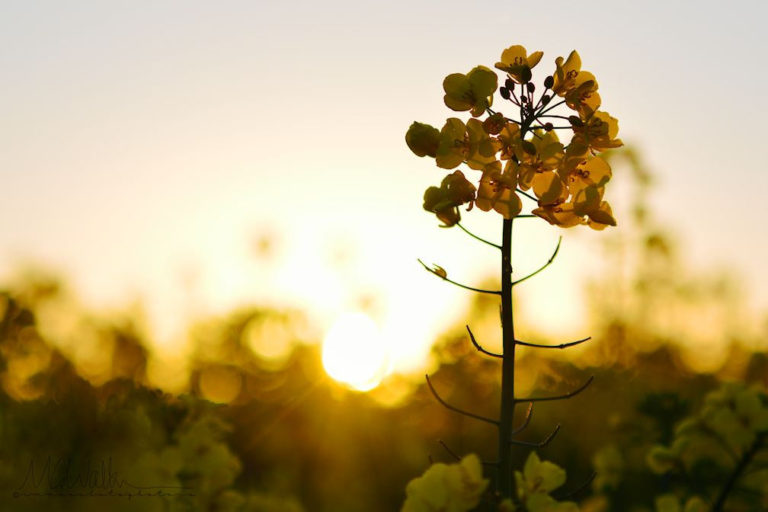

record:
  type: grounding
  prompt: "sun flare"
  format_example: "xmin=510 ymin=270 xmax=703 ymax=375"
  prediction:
xmin=321 ymin=312 xmax=390 ymax=391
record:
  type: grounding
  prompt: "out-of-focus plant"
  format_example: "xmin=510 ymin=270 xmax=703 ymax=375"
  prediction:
xmin=404 ymin=43 xmax=623 ymax=509
xmin=587 ymin=147 xmax=748 ymax=373
xmin=646 ymin=382 xmax=768 ymax=511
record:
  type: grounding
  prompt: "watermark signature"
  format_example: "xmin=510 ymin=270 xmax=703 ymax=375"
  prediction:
xmin=12 ymin=455 xmax=195 ymax=500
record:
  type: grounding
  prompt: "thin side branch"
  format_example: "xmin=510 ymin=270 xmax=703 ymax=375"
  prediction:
xmin=516 ymin=188 xmax=538 ymax=202
xmin=712 ymin=432 xmax=767 ymax=511
xmin=466 ymin=325 xmax=503 ymax=358
xmin=556 ymin=472 xmax=596 ymax=500
xmin=512 ymin=237 xmax=562 ymax=286
xmin=515 ymin=336 xmax=592 ymax=350
xmin=418 ymin=259 xmax=502 ymax=295
xmin=457 ymin=222 xmax=502 ymax=249
xmin=511 ymin=402 xmax=534 ymax=435
xmin=425 ymin=375 xmax=500 ymax=426
xmin=510 ymin=424 xmax=561 ymax=448
xmin=439 ymin=440 xmax=461 ymax=461
xmin=516 ymin=376 xmax=594 ymax=403
xmin=537 ymin=99 xmax=566 ymax=116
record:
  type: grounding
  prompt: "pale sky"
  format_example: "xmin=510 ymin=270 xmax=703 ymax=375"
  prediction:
xmin=2 ymin=1 xmax=767 ymax=374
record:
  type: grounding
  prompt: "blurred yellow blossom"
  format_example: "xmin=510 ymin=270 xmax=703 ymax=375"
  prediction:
xmin=401 ymin=454 xmax=489 ymax=512
xmin=514 ymin=452 xmax=579 ymax=512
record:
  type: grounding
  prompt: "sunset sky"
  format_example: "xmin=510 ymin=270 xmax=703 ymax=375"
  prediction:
xmin=2 ymin=1 xmax=767 ymax=377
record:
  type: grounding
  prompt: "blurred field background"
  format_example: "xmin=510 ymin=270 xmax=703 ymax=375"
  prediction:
xmin=1 ymin=2 xmax=767 ymax=511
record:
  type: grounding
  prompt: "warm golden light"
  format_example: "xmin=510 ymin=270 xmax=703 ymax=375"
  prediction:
xmin=322 ymin=312 xmax=390 ymax=391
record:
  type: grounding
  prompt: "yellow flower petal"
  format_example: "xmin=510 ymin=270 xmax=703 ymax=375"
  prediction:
xmin=492 ymin=188 xmax=522 ymax=219
xmin=532 ymin=172 xmax=565 ymax=205
xmin=406 ymin=122 xmax=441 ymax=158
xmin=587 ymin=201 xmax=617 ymax=229
xmin=495 ymin=45 xmax=542 ymax=83
xmin=552 ymin=50 xmax=581 ymax=96
xmin=522 ymin=452 xmax=566 ymax=493
xmin=527 ymin=50 xmax=543 ymax=68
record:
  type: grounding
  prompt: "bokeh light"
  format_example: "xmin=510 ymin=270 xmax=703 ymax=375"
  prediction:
xmin=321 ymin=312 xmax=390 ymax=391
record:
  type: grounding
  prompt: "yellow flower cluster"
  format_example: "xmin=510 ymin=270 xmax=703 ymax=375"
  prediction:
xmin=406 ymin=44 xmax=622 ymax=229
xmin=401 ymin=454 xmax=489 ymax=512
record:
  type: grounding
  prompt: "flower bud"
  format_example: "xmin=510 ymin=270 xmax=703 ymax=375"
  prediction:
xmin=505 ymin=78 xmax=515 ymax=90
xmin=544 ymin=75 xmax=554 ymax=89
xmin=500 ymin=87 xmax=510 ymax=100
xmin=526 ymin=82 xmax=535 ymax=93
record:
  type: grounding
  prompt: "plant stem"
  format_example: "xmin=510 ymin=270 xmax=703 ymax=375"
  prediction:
xmin=711 ymin=432 xmax=766 ymax=511
xmin=497 ymin=218 xmax=517 ymax=499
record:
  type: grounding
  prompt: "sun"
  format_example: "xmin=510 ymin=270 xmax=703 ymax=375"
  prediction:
xmin=321 ymin=312 xmax=390 ymax=391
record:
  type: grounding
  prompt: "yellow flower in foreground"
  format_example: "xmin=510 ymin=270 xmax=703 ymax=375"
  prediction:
xmin=564 ymin=72 xmax=600 ymax=118
xmin=516 ymin=452 xmax=566 ymax=496
xmin=565 ymin=156 xmax=612 ymax=195
xmin=514 ymin=453 xmax=579 ymax=512
xmin=435 ymin=118 xmax=468 ymax=170
xmin=532 ymin=171 xmax=567 ymax=206
xmin=443 ymin=66 xmax=498 ymax=117
xmin=532 ymin=201 xmax=583 ymax=228
xmin=476 ymin=164 xmax=522 ymax=219
xmin=406 ymin=122 xmax=441 ymax=158
xmin=496 ymin=121 xmax=521 ymax=161
xmin=407 ymin=43 xmax=622 ymax=230
xmin=571 ymin=182 xmax=616 ymax=229
xmin=571 ymin=111 xmax=623 ymax=154
xmin=423 ymin=170 xmax=477 ymax=227
xmin=515 ymin=130 xmax=564 ymax=190
xmin=466 ymin=118 xmax=501 ymax=171
xmin=552 ymin=50 xmax=584 ymax=96
xmin=402 ymin=454 xmax=489 ymax=512
xmin=495 ymin=45 xmax=543 ymax=84
xmin=585 ymin=201 xmax=617 ymax=230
